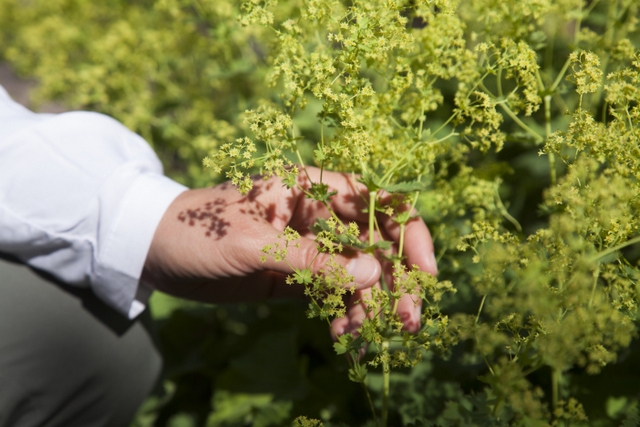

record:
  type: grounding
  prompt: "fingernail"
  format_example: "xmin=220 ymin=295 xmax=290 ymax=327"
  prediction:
xmin=347 ymin=255 xmax=380 ymax=287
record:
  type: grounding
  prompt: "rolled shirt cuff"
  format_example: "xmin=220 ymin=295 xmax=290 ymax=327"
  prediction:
xmin=93 ymin=172 xmax=187 ymax=318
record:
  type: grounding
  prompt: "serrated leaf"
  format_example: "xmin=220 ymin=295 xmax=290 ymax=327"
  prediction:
xmin=308 ymin=182 xmax=337 ymax=203
xmin=314 ymin=147 xmax=326 ymax=162
xmin=371 ymin=240 xmax=392 ymax=250
xmin=293 ymin=268 xmax=313 ymax=285
xmin=333 ymin=341 xmax=348 ymax=355
xmin=379 ymin=180 xmax=428 ymax=194
xmin=348 ymin=362 xmax=368 ymax=383
xmin=358 ymin=171 xmax=382 ymax=192
xmin=312 ymin=218 xmax=392 ymax=251
xmin=283 ymin=172 xmax=297 ymax=189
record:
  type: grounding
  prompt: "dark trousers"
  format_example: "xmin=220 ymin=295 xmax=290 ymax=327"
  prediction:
xmin=0 ymin=255 xmax=162 ymax=427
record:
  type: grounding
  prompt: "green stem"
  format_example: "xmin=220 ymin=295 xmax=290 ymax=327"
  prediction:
xmin=544 ymin=95 xmax=557 ymax=186
xmin=603 ymin=0 xmax=617 ymax=49
xmin=495 ymin=183 xmax=522 ymax=232
xmin=381 ymin=340 xmax=390 ymax=427
xmin=550 ymin=56 xmax=573 ymax=93
xmin=496 ymin=102 xmax=544 ymax=142
xmin=589 ymin=263 xmax=601 ymax=308
xmin=369 ymin=191 xmax=377 ymax=247
xmin=379 ymin=131 xmax=457 ymax=185
xmin=291 ymin=121 xmax=312 ymax=183
xmin=552 ymin=368 xmax=564 ymax=424
xmin=431 ymin=111 xmax=459 ymax=138
xmin=492 ymin=395 xmax=504 ymax=416
xmin=362 ymin=381 xmax=378 ymax=426
xmin=474 ymin=294 xmax=495 ymax=376
xmin=475 ymin=294 xmax=487 ymax=325
xmin=398 ymin=223 xmax=406 ymax=259
xmin=588 ymin=235 xmax=640 ymax=263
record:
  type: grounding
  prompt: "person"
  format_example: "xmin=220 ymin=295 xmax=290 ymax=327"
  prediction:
xmin=0 ymin=83 xmax=437 ymax=426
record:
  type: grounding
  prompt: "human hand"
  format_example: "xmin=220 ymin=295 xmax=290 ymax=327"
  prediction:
xmin=142 ymin=166 xmax=437 ymax=333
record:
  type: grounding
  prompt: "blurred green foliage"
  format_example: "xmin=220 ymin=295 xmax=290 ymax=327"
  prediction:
xmin=2 ymin=0 xmax=640 ymax=426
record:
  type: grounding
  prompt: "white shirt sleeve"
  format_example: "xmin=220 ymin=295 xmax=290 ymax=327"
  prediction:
xmin=0 ymin=85 xmax=187 ymax=318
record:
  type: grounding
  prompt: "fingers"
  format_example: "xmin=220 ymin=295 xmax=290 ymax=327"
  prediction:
xmin=300 ymin=168 xmax=437 ymax=275
xmin=295 ymin=167 xmax=436 ymax=337
xmin=330 ymin=286 xmax=422 ymax=340
xmin=259 ymin=228 xmax=382 ymax=290
xmin=260 ymin=167 xmax=436 ymax=338
xmin=395 ymin=292 xmax=422 ymax=334
xmin=380 ymin=212 xmax=438 ymax=276
xmin=331 ymin=288 xmax=370 ymax=337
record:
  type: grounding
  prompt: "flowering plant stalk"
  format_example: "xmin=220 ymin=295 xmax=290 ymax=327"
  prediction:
xmin=203 ymin=0 xmax=640 ymax=424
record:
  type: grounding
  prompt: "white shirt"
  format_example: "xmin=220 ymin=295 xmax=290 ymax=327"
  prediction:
xmin=0 ymin=85 xmax=187 ymax=318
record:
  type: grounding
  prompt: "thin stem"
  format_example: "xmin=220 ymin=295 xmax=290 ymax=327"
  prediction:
xmin=431 ymin=111 xmax=459 ymax=138
xmin=588 ymin=234 xmax=640 ymax=263
xmin=496 ymin=102 xmax=544 ymax=142
xmin=545 ymin=95 xmax=557 ymax=186
xmin=552 ymin=368 xmax=559 ymax=408
xmin=296 ymin=149 xmax=312 ymax=181
xmin=398 ymin=223 xmax=406 ymax=259
xmin=495 ymin=183 xmax=522 ymax=232
xmin=603 ymin=0 xmax=617 ymax=49
xmin=418 ymin=106 xmax=425 ymax=139
xmin=474 ymin=294 xmax=495 ymax=375
xmin=369 ymin=191 xmax=377 ymax=247
xmin=379 ymin=131 xmax=458 ymax=186
xmin=391 ymin=297 xmax=400 ymax=317
xmin=381 ymin=340 xmax=390 ymax=427
xmin=589 ymin=263 xmax=601 ymax=308
xmin=552 ymin=367 xmax=564 ymax=426
xmin=535 ymin=67 xmax=546 ymax=92
xmin=573 ymin=0 xmax=583 ymax=46
xmin=550 ymin=56 xmax=573 ymax=93
xmin=492 ymin=395 xmax=504 ymax=416
xmin=475 ymin=294 xmax=487 ymax=325
xmin=292 ymin=122 xmax=312 ymax=183
xmin=328 ymin=315 xmax=379 ymax=425
xmin=362 ymin=383 xmax=379 ymax=426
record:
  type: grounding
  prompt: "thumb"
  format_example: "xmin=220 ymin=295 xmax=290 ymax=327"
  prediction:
xmin=261 ymin=234 xmax=381 ymax=290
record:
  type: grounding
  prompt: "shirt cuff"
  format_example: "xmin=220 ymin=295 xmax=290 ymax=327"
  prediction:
xmin=94 ymin=172 xmax=187 ymax=318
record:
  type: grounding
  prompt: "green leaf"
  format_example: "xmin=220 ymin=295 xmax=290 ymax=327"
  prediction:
xmin=292 ymin=268 xmax=313 ymax=285
xmin=333 ymin=340 xmax=348 ymax=355
xmin=371 ymin=240 xmax=392 ymax=250
xmin=379 ymin=180 xmax=428 ymax=194
xmin=393 ymin=211 xmax=414 ymax=225
xmin=313 ymin=147 xmax=326 ymax=162
xmin=348 ymin=362 xmax=368 ymax=383
xmin=282 ymin=172 xmax=297 ymax=189
xmin=312 ymin=218 xmax=391 ymax=251
xmin=358 ymin=171 xmax=382 ymax=192
xmin=308 ymin=182 xmax=337 ymax=203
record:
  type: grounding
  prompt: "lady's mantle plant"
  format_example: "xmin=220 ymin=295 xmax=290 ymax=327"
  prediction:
xmin=2 ymin=0 xmax=640 ymax=425
xmin=204 ymin=0 xmax=640 ymax=424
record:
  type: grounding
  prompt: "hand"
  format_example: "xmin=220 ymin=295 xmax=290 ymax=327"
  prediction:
xmin=142 ymin=166 xmax=437 ymax=333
